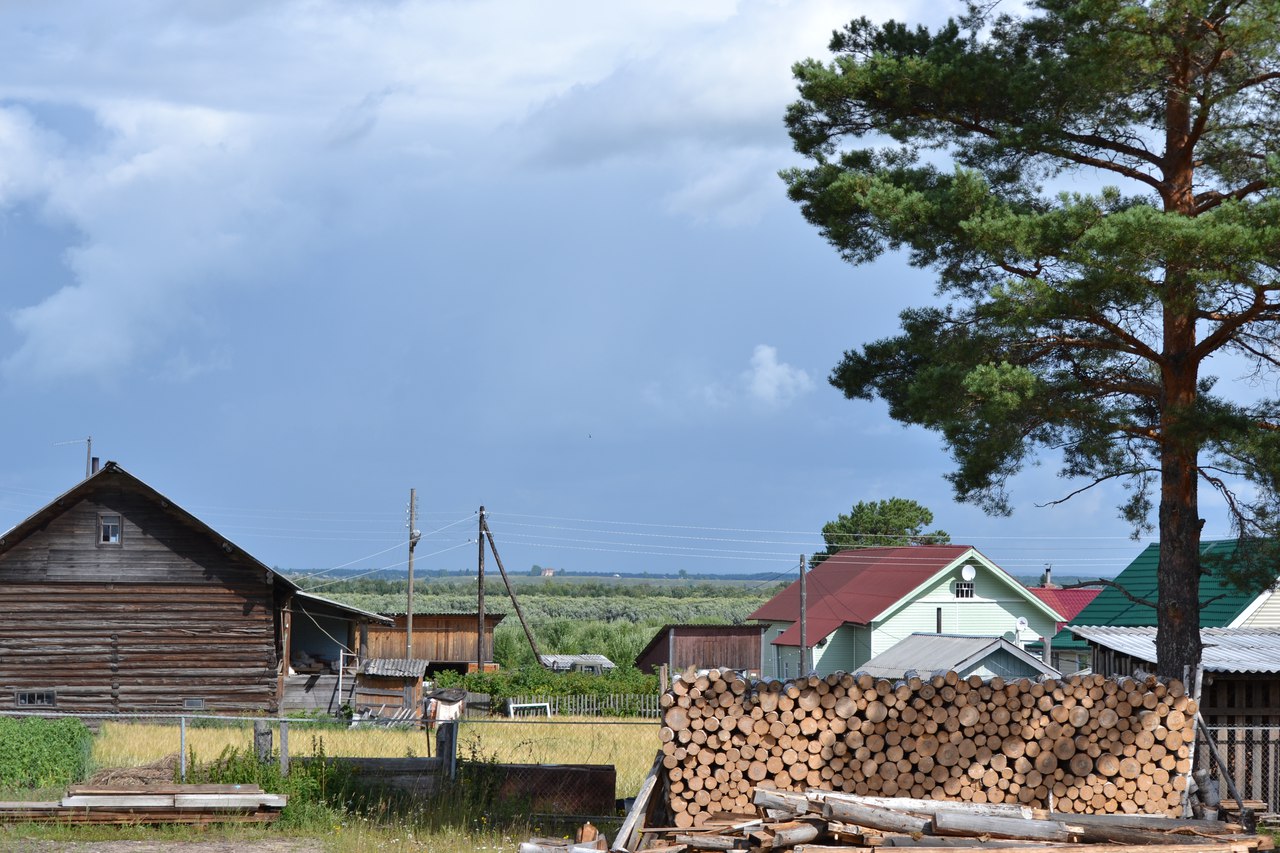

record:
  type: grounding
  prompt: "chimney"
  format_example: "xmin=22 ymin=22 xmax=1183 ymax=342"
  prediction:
xmin=90 ymin=457 xmax=100 ymax=474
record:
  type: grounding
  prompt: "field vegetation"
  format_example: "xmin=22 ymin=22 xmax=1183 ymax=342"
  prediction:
xmin=314 ymin=576 xmax=785 ymax=669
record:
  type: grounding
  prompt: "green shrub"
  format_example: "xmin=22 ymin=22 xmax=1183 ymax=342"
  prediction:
xmin=0 ymin=717 xmax=93 ymax=788
xmin=184 ymin=735 xmax=361 ymax=829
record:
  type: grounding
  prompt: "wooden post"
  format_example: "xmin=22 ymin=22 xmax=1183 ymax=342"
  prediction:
xmin=481 ymin=514 xmax=545 ymax=665
xmin=799 ymin=554 xmax=808 ymax=675
xmin=279 ymin=720 xmax=289 ymax=777
xmin=179 ymin=716 xmax=187 ymax=782
xmin=436 ymin=720 xmax=458 ymax=780
xmin=407 ymin=488 xmax=418 ymax=660
xmin=277 ymin=592 xmax=293 ymax=708
xmin=477 ymin=506 xmax=486 ymax=672
xmin=254 ymin=720 xmax=273 ymax=763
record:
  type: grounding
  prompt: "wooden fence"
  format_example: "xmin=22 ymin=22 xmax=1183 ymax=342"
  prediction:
xmin=1198 ymin=726 xmax=1280 ymax=814
xmin=506 ymin=693 xmax=661 ymax=718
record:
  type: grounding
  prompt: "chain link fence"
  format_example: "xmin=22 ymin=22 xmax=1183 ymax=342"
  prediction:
xmin=1198 ymin=725 xmax=1280 ymax=815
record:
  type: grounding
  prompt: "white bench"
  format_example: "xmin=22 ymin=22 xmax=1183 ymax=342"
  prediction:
xmin=507 ymin=701 xmax=552 ymax=718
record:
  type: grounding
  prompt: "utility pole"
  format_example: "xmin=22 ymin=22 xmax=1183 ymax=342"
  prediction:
xmin=53 ymin=436 xmax=93 ymax=478
xmin=405 ymin=489 xmax=420 ymax=660
xmin=480 ymin=513 xmax=546 ymax=667
xmin=477 ymin=506 xmax=486 ymax=673
xmin=799 ymin=554 xmax=809 ymax=676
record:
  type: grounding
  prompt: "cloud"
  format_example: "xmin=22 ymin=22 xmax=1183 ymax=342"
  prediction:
xmin=742 ymin=344 xmax=813 ymax=407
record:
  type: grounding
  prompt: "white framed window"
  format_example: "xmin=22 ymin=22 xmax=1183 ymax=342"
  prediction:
xmin=955 ymin=580 xmax=975 ymax=599
xmin=99 ymin=513 xmax=122 ymax=546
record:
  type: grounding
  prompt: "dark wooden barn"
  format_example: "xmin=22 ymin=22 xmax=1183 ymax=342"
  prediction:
xmin=0 ymin=462 xmax=387 ymax=716
xmin=366 ymin=613 xmax=505 ymax=674
xmin=635 ymin=624 xmax=767 ymax=679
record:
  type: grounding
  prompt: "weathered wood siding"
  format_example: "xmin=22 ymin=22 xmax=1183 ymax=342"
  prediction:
xmin=637 ymin=626 xmax=764 ymax=675
xmin=0 ymin=482 xmax=279 ymax=714
xmin=366 ymin=615 xmax=499 ymax=663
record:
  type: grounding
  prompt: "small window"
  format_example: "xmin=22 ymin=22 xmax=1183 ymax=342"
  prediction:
xmin=16 ymin=690 xmax=56 ymax=707
xmin=99 ymin=514 xmax=122 ymax=545
xmin=955 ymin=580 xmax=975 ymax=599
xmin=183 ymin=698 xmax=205 ymax=710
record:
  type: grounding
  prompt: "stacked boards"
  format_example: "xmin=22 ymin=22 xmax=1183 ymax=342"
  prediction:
xmin=659 ymin=669 xmax=1196 ymax=828
xmin=0 ymin=784 xmax=287 ymax=824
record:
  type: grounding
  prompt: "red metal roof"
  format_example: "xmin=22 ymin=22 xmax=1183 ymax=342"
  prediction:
xmin=1028 ymin=587 xmax=1100 ymax=622
xmin=749 ymin=545 xmax=973 ymax=647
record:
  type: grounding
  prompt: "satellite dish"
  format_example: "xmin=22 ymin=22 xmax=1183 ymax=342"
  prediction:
xmin=1015 ymin=616 xmax=1029 ymax=633
xmin=960 ymin=565 xmax=976 ymax=582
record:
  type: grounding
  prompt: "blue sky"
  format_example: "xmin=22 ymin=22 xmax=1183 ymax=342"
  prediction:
xmin=0 ymin=1 xmax=1248 ymax=586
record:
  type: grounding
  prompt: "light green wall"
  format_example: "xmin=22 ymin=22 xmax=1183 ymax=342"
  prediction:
xmin=872 ymin=559 xmax=1059 ymax=657
xmin=958 ymin=647 xmax=1049 ymax=680
xmin=813 ymin=624 xmax=872 ymax=674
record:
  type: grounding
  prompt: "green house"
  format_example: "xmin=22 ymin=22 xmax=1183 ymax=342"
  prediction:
xmin=1050 ymin=539 xmax=1275 ymax=672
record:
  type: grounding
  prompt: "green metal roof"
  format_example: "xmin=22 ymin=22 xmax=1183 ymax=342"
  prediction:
xmin=1052 ymin=539 xmax=1258 ymax=652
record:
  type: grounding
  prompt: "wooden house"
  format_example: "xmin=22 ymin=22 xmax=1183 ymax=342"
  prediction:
xmin=749 ymin=545 xmax=1063 ymax=679
xmin=0 ymin=462 xmax=388 ymax=716
xmin=366 ymin=613 xmax=505 ymax=674
xmin=634 ymin=624 xmax=767 ymax=678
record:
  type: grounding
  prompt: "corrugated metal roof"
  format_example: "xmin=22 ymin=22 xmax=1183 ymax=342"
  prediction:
xmin=360 ymin=658 xmax=429 ymax=678
xmin=295 ymin=591 xmax=394 ymax=624
xmin=1052 ymin=540 xmax=1264 ymax=652
xmin=538 ymin=654 xmax=615 ymax=671
xmin=857 ymin=633 xmax=1058 ymax=679
xmin=1068 ymin=626 xmax=1280 ymax=673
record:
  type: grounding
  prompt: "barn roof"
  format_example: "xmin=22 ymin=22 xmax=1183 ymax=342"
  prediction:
xmin=1069 ymin=626 xmax=1280 ymax=674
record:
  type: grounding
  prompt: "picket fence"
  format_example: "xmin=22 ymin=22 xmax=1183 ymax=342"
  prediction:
xmin=506 ymin=693 xmax=661 ymax=718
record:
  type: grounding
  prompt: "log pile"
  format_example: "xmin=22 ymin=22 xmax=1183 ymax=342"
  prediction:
xmin=622 ymin=788 xmax=1269 ymax=853
xmin=660 ymin=670 xmax=1197 ymax=826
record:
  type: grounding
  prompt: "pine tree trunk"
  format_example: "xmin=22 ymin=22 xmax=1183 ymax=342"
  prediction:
xmin=1154 ymin=42 xmax=1203 ymax=680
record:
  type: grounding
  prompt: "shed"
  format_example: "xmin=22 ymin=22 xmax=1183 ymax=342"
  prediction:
xmin=537 ymin=654 xmax=615 ymax=674
xmin=1069 ymin=625 xmax=1280 ymax=725
xmin=635 ymin=624 xmax=767 ymax=678
xmin=354 ymin=658 xmax=429 ymax=722
xmin=367 ymin=613 xmax=505 ymax=674
xmin=856 ymin=633 xmax=1060 ymax=681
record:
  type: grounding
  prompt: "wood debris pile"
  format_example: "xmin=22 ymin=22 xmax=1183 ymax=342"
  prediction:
xmin=660 ymin=669 xmax=1196 ymax=824
xmin=619 ymin=787 xmax=1270 ymax=853
xmin=0 ymin=783 xmax=287 ymax=824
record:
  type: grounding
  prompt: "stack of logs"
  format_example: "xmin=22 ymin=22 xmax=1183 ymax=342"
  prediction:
xmin=660 ymin=669 xmax=1196 ymax=827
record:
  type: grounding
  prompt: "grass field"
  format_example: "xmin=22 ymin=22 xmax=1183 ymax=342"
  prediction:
xmin=93 ymin=716 xmax=659 ymax=798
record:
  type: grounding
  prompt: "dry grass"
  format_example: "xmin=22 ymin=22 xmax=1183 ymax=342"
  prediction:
xmin=92 ymin=717 xmax=659 ymax=798
xmin=457 ymin=718 xmax=658 ymax=798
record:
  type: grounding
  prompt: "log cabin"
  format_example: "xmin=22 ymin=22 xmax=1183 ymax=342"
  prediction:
xmin=0 ymin=461 xmax=388 ymax=716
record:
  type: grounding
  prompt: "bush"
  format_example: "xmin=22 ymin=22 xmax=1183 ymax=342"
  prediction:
xmin=433 ymin=665 xmax=658 ymax=706
xmin=0 ymin=717 xmax=93 ymax=788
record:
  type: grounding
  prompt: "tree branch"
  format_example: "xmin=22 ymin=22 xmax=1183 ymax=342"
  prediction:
xmin=1061 ymin=578 xmax=1157 ymax=609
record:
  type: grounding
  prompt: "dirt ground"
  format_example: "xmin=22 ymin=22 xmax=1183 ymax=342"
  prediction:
xmin=5 ymin=841 xmax=324 ymax=852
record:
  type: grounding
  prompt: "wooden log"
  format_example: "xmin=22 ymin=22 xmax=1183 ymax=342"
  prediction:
xmin=931 ymin=811 xmax=1075 ymax=842
xmin=771 ymin=819 xmax=823 ymax=847
xmin=822 ymin=798 xmax=930 ymax=834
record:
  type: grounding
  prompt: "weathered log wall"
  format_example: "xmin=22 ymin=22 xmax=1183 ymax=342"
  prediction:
xmin=660 ymin=669 xmax=1195 ymax=828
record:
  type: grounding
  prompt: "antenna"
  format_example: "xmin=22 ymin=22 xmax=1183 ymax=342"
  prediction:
xmin=53 ymin=436 xmax=93 ymax=479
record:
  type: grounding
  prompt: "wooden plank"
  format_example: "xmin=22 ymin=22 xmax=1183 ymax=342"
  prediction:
xmin=174 ymin=794 xmax=287 ymax=809
xmin=61 ymin=795 xmax=175 ymax=808
xmin=613 ymin=750 xmax=663 ymax=853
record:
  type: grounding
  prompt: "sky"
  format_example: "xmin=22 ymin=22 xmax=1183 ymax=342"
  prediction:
xmin=0 ymin=0 xmax=1254 ymax=589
